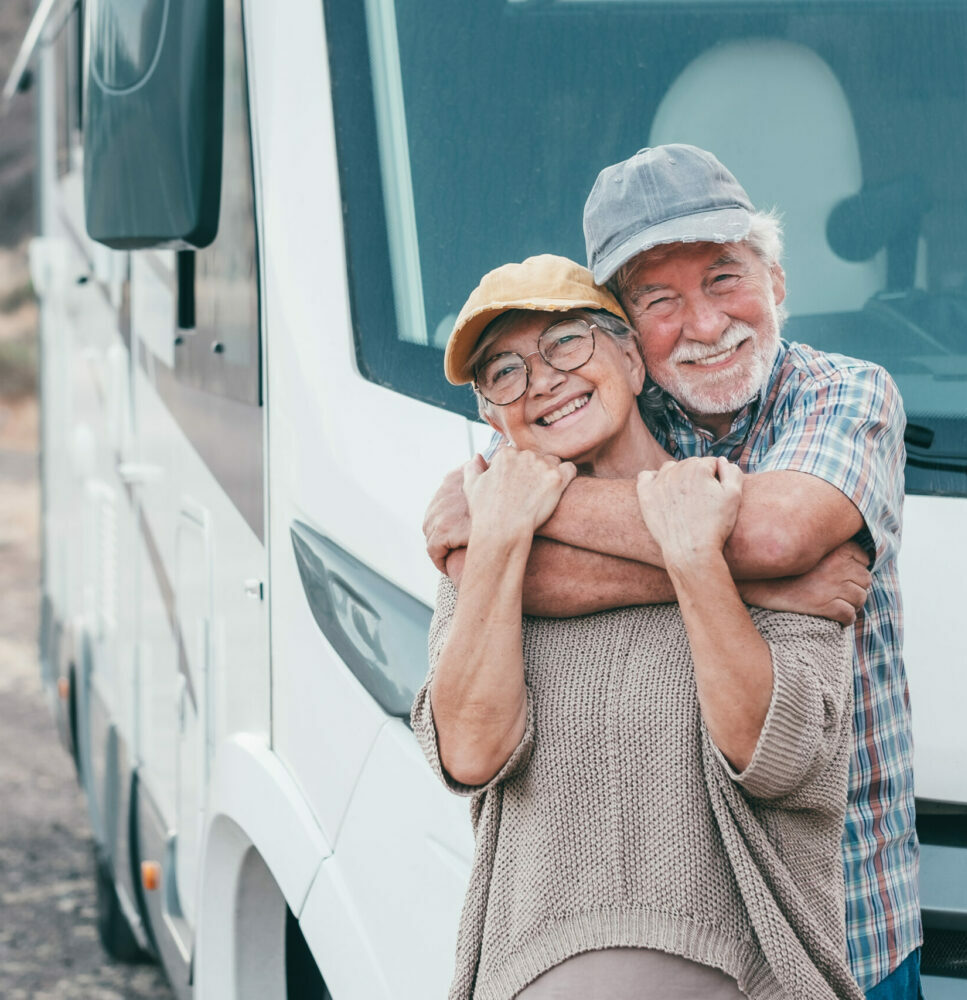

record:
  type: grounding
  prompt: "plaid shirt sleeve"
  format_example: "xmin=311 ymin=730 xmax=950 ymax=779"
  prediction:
xmin=755 ymin=362 xmax=906 ymax=569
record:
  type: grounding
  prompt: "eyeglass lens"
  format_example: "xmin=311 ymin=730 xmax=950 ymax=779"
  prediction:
xmin=475 ymin=320 xmax=595 ymax=405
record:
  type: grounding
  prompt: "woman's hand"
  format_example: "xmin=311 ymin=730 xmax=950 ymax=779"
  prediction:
xmin=464 ymin=448 xmax=577 ymax=543
xmin=637 ymin=456 xmax=743 ymax=569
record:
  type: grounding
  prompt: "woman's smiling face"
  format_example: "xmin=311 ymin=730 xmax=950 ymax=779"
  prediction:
xmin=478 ymin=310 xmax=647 ymax=470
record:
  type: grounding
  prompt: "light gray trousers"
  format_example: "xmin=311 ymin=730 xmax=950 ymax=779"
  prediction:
xmin=515 ymin=948 xmax=747 ymax=999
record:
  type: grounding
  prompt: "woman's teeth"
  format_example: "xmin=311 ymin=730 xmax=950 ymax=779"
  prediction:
xmin=537 ymin=394 xmax=591 ymax=426
xmin=687 ymin=342 xmax=742 ymax=366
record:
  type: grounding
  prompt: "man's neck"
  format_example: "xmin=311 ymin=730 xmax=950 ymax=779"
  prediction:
xmin=686 ymin=409 xmax=739 ymax=441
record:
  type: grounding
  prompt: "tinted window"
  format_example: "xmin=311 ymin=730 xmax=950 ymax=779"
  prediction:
xmin=324 ymin=0 xmax=967 ymax=494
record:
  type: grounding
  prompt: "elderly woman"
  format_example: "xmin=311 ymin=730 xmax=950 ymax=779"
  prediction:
xmin=412 ymin=255 xmax=865 ymax=1000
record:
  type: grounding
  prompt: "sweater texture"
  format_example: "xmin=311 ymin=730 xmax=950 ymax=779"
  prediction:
xmin=412 ymin=578 xmax=864 ymax=1000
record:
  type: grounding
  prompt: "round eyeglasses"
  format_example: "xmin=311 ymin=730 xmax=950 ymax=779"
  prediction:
xmin=472 ymin=319 xmax=597 ymax=406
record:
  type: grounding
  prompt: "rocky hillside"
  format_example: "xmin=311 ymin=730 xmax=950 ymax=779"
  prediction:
xmin=0 ymin=0 xmax=36 ymax=250
xmin=0 ymin=0 xmax=36 ymax=409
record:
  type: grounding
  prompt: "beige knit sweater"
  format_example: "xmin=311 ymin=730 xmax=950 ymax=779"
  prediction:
xmin=412 ymin=578 xmax=864 ymax=1000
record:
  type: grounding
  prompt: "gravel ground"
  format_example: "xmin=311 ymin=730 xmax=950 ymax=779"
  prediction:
xmin=0 ymin=399 xmax=175 ymax=1000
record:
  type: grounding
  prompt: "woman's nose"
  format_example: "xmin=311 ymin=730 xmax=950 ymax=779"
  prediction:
xmin=526 ymin=352 xmax=567 ymax=395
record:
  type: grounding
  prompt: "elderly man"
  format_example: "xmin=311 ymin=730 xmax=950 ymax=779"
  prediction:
xmin=423 ymin=144 xmax=919 ymax=999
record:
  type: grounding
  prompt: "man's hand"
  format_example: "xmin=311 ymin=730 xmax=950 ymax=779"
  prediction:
xmin=740 ymin=540 xmax=872 ymax=625
xmin=423 ymin=455 xmax=486 ymax=572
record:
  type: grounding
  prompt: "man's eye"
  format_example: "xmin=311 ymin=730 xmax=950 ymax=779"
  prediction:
xmin=712 ymin=273 xmax=740 ymax=286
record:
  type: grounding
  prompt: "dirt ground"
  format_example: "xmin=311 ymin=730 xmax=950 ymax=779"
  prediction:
xmin=0 ymin=4 xmax=171 ymax=992
xmin=0 ymin=374 xmax=174 ymax=998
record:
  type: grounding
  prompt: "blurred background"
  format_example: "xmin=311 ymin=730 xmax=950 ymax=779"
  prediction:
xmin=0 ymin=2 xmax=170 ymax=996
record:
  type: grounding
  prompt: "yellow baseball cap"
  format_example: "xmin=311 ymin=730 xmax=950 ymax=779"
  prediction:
xmin=444 ymin=254 xmax=629 ymax=385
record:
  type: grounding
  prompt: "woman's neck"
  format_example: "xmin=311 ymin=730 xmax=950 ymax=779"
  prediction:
xmin=574 ymin=417 xmax=672 ymax=479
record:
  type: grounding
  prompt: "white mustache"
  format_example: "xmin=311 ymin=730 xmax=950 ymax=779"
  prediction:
xmin=670 ymin=323 xmax=755 ymax=364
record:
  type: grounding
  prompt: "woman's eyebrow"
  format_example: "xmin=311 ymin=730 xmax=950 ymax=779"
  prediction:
xmin=479 ymin=348 xmax=516 ymax=366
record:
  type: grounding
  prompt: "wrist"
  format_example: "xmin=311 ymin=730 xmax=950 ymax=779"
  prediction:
xmin=467 ymin=521 xmax=534 ymax=562
xmin=664 ymin=545 xmax=729 ymax=581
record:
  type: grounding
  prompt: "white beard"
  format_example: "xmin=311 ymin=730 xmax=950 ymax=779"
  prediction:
xmin=650 ymin=305 xmax=781 ymax=417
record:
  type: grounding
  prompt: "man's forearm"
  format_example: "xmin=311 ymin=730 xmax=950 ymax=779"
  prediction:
xmin=538 ymin=476 xmax=666 ymax=566
xmin=523 ymin=540 xmax=677 ymax=616
xmin=446 ymin=536 xmax=868 ymax=622
xmin=446 ymin=539 xmax=677 ymax=617
xmin=537 ymin=470 xmax=865 ymax=579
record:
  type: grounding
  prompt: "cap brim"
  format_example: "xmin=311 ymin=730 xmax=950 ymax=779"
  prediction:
xmin=591 ymin=207 xmax=753 ymax=284
xmin=445 ymin=296 xmax=622 ymax=385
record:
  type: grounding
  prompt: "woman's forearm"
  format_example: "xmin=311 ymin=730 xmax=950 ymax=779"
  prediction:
xmin=430 ymin=525 xmax=532 ymax=786
xmin=667 ymin=550 xmax=774 ymax=772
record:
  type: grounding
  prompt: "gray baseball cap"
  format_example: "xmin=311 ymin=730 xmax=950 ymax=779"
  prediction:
xmin=584 ymin=144 xmax=755 ymax=284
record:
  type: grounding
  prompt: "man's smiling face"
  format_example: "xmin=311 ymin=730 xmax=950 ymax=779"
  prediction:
xmin=619 ymin=241 xmax=786 ymax=431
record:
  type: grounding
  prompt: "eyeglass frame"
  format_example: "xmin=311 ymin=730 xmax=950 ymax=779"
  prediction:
xmin=471 ymin=319 xmax=599 ymax=406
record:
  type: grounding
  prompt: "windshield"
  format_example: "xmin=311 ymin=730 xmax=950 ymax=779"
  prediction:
xmin=324 ymin=0 xmax=967 ymax=495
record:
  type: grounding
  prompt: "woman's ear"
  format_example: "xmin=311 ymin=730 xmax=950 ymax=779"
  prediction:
xmin=624 ymin=338 xmax=647 ymax=395
xmin=477 ymin=395 xmax=505 ymax=436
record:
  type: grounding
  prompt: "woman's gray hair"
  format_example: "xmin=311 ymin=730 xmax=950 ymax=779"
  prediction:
xmin=470 ymin=307 xmax=666 ymax=423
xmin=606 ymin=208 xmax=785 ymax=300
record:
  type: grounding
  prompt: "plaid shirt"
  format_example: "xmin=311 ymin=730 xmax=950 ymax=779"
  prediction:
xmin=647 ymin=339 xmax=921 ymax=991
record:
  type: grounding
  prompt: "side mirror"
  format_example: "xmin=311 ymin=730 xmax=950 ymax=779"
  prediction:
xmin=83 ymin=0 xmax=224 ymax=250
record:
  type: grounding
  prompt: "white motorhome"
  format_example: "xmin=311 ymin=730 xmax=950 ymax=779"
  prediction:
xmin=7 ymin=0 xmax=967 ymax=996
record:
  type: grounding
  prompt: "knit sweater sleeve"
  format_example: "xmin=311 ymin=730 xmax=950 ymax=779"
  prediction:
xmin=710 ymin=609 xmax=854 ymax=802
xmin=410 ymin=575 xmax=535 ymax=797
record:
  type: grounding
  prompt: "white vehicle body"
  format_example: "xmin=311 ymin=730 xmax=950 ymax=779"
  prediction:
xmin=13 ymin=0 xmax=967 ymax=996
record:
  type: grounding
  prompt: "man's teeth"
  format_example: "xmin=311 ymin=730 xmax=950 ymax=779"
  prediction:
xmin=537 ymin=394 xmax=590 ymax=426
xmin=687 ymin=343 xmax=741 ymax=366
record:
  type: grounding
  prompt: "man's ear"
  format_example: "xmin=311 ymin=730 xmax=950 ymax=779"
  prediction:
xmin=770 ymin=263 xmax=787 ymax=307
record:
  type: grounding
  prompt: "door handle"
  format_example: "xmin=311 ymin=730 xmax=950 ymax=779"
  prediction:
xmin=290 ymin=520 xmax=432 ymax=719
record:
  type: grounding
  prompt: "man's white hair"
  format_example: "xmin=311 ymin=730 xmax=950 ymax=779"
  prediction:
xmin=606 ymin=208 xmax=785 ymax=302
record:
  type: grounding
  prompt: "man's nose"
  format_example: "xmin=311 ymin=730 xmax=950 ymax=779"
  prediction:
xmin=681 ymin=293 xmax=729 ymax=344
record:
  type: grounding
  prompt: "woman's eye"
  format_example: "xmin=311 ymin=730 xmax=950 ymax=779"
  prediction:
xmin=491 ymin=364 xmax=519 ymax=384
xmin=548 ymin=334 xmax=579 ymax=350
xmin=646 ymin=296 xmax=673 ymax=311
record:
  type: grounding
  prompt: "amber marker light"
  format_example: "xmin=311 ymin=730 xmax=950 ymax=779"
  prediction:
xmin=57 ymin=678 xmax=69 ymax=699
xmin=141 ymin=860 xmax=162 ymax=892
